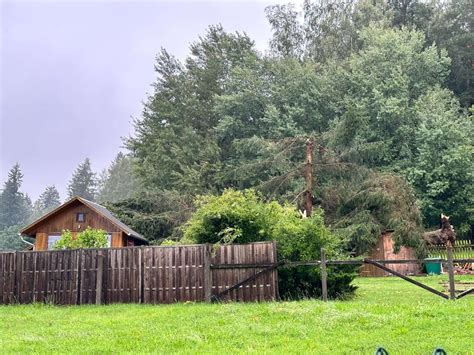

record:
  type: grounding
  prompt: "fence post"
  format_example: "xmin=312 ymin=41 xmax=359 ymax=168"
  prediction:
xmin=320 ymin=248 xmax=328 ymax=302
xmin=203 ymin=245 xmax=212 ymax=302
xmin=273 ymin=240 xmax=280 ymax=300
xmin=446 ymin=245 xmax=456 ymax=300
xmin=95 ymin=250 xmax=104 ymax=305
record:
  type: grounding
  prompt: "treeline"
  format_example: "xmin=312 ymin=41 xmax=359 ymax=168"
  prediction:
xmin=1 ymin=0 xmax=472 ymax=254
xmin=121 ymin=0 xmax=473 ymax=251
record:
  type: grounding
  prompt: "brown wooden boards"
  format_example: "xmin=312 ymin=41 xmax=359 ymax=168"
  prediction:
xmin=210 ymin=241 xmax=278 ymax=302
xmin=142 ymin=245 xmax=209 ymax=304
xmin=0 ymin=242 xmax=278 ymax=305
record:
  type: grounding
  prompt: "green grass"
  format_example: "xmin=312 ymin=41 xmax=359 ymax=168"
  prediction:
xmin=1 ymin=276 xmax=473 ymax=354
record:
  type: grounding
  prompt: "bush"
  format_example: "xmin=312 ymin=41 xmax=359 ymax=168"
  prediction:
xmin=54 ymin=227 xmax=108 ymax=249
xmin=183 ymin=189 xmax=357 ymax=299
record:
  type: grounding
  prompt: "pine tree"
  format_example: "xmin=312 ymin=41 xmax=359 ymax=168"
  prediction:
xmin=96 ymin=152 xmax=140 ymax=203
xmin=0 ymin=163 xmax=32 ymax=229
xmin=33 ymin=185 xmax=61 ymax=217
xmin=67 ymin=158 xmax=97 ymax=201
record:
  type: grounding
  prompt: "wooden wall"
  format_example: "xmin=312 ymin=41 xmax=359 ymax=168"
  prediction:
xmin=360 ymin=232 xmax=420 ymax=277
xmin=32 ymin=200 xmax=118 ymax=235
xmin=28 ymin=200 xmax=126 ymax=251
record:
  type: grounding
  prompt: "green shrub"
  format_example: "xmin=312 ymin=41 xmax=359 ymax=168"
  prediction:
xmin=183 ymin=189 xmax=357 ymax=299
xmin=54 ymin=227 xmax=108 ymax=250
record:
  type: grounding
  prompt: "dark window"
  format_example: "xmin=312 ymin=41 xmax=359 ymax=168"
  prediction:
xmin=76 ymin=213 xmax=85 ymax=222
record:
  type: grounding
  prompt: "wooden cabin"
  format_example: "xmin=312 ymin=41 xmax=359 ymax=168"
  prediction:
xmin=20 ymin=196 xmax=148 ymax=251
xmin=359 ymin=231 xmax=419 ymax=277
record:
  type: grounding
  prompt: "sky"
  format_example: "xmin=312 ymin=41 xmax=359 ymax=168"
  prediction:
xmin=1 ymin=0 xmax=303 ymax=201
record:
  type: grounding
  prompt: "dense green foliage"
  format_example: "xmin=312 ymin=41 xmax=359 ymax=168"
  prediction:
xmin=0 ymin=165 xmax=33 ymax=250
xmin=1 ymin=276 xmax=473 ymax=353
xmin=183 ymin=189 xmax=356 ymax=299
xmin=97 ymin=153 xmax=141 ymax=203
xmin=0 ymin=164 xmax=32 ymax=230
xmin=105 ymin=190 xmax=193 ymax=244
xmin=53 ymin=227 xmax=108 ymax=250
xmin=32 ymin=185 xmax=61 ymax=219
xmin=120 ymin=0 xmax=473 ymax=248
xmin=67 ymin=158 xmax=97 ymax=201
xmin=321 ymin=170 xmax=424 ymax=255
xmin=0 ymin=225 xmax=24 ymax=251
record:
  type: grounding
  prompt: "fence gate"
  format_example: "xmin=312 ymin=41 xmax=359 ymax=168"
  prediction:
xmin=210 ymin=241 xmax=278 ymax=302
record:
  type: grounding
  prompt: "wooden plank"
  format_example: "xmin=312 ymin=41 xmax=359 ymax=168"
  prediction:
xmin=364 ymin=259 xmax=449 ymax=299
xmin=15 ymin=251 xmax=22 ymax=303
xmin=35 ymin=233 xmax=48 ymax=251
xmin=203 ymin=245 xmax=211 ymax=302
xmin=447 ymin=246 xmax=456 ymax=300
xmin=272 ymin=241 xmax=279 ymax=300
xmin=320 ymin=248 xmax=328 ymax=301
xmin=0 ymin=253 xmax=15 ymax=304
xmin=96 ymin=250 xmax=104 ymax=305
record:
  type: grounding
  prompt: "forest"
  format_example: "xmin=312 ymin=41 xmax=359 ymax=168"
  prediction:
xmin=1 ymin=0 xmax=473 ymax=255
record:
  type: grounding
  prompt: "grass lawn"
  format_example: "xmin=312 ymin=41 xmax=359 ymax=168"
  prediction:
xmin=0 ymin=275 xmax=473 ymax=354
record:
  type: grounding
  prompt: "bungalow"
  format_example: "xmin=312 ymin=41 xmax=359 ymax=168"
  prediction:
xmin=20 ymin=196 xmax=148 ymax=250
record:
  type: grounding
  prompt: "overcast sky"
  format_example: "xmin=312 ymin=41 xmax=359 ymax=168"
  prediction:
xmin=1 ymin=0 xmax=303 ymax=201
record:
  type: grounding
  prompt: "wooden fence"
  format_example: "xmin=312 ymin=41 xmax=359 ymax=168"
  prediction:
xmin=427 ymin=239 xmax=474 ymax=260
xmin=0 ymin=241 xmax=278 ymax=305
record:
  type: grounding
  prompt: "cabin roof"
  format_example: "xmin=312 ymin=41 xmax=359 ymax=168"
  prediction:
xmin=20 ymin=196 xmax=147 ymax=243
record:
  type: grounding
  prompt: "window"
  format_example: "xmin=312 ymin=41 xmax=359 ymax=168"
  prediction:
xmin=47 ymin=235 xmax=61 ymax=250
xmin=76 ymin=213 xmax=85 ymax=222
xmin=106 ymin=234 xmax=112 ymax=247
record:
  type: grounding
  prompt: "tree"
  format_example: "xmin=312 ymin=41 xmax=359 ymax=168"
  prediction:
xmin=400 ymin=88 xmax=474 ymax=234
xmin=320 ymin=169 xmax=424 ymax=255
xmin=387 ymin=0 xmax=434 ymax=30
xmin=67 ymin=158 xmax=97 ymax=200
xmin=106 ymin=190 xmax=193 ymax=243
xmin=265 ymin=4 xmax=305 ymax=58
xmin=330 ymin=26 xmax=450 ymax=167
xmin=127 ymin=25 xmax=257 ymax=194
xmin=126 ymin=12 xmax=473 ymax=244
xmin=97 ymin=153 xmax=141 ymax=203
xmin=431 ymin=0 xmax=474 ymax=107
xmin=33 ymin=185 xmax=61 ymax=218
xmin=0 ymin=225 xmax=26 ymax=251
xmin=0 ymin=164 xmax=32 ymax=229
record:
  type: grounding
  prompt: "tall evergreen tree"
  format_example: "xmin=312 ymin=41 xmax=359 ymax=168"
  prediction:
xmin=33 ymin=185 xmax=61 ymax=218
xmin=97 ymin=153 xmax=141 ymax=203
xmin=0 ymin=164 xmax=32 ymax=229
xmin=67 ymin=158 xmax=97 ymax=201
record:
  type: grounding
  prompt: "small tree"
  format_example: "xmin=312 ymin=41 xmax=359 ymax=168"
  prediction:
xmin=67 ymin=158 xmax=97 ymax=201
xmin=54 ymin=227 xmax=108 ymax=250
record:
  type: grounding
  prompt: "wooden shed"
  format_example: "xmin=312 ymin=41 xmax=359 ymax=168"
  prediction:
xmin=20 ymin=196 xmax=148 ymax=251
xmin=359 ymin=231 xmax=419 ymax=277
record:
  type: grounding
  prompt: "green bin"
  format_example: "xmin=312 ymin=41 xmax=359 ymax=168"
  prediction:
xmin=425 ymin=258 xmax=441 ymax=275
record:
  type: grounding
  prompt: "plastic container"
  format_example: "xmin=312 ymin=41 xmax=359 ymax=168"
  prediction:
xmin=424 ymin=258 xmax=442 ymax=275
